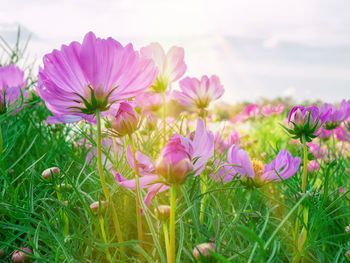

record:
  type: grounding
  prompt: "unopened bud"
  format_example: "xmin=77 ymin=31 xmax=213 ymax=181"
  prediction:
xmin=154 ymin=205 xmax=171 ymax=220
xmin=346 ymin=250 xmax=350 ymax=261
xmin=107 ymin=102 xmax=139 ymax=137
xmin=11 ymin=248 xmax=32 ymax=263
xmin=42 ymin=167 xmax=60 ymax=179
xmin=192 ymin=242 xmax=216 ymax=260
xmin=345 ymin=225 xmax=350 ymax=233
xmin=90 ymin=201 xmax=108 ymax=214
xmin=0 ymin=249 xmax=4 ymax=258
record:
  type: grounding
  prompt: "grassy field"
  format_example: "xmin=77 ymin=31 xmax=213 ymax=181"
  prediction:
xmin=0 ymin=33 xmax=349 ymax=263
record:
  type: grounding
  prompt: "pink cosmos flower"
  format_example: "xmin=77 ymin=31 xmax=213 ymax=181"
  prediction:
xmin=306 ymin=142 xmax=327 ymax=159
xmin=261 ymin=104 xmax=285 ymax=117
xmin=307 ymin=160 xmax=319 ymax=173
xmin=214 ymin=129 xmax=240 ymax=154
xmin=210 ymin=145 xmax=300 ymax=186
xmin=244 ymin=104 xmax=260 ymax=117
xmin=287 ymin=105 xmax=330 ymax=142
xmin=0 ymin=65 xmax=27 ymax=114
xmin=173 ymin=75 xmax=224 ymax=109
xmin=37 ymin=32 xmax=157 ymax=123
xmin=334 ymin=125 xmax=350 ymax=141
xmin=288 ymin=106 xmax=329 ymax=130
xmin=106 ymin=101 xmax=139 ymax=137
xmin=231 ymin=104 xmax=260 ymax=124
xmin=320 ymin=128 xmax=332 ymax=139
xmin=114 ymin=118 xmax=214 ymax=207
xmin=320 ymin=102 xmax=348 ymax=129
xmin=140 ymin=43 xmax=186 ymax=93
xmin=155 ymin=134 xmax=194 ymax=184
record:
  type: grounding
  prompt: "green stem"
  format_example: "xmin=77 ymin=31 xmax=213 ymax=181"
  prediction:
xmin=99 ymin=215 xmax=112 ymax=261
xmin=96 ymin=110 xmax=123 ymax=244
xmin=56 ymin=191 xmax=69 ymax=237
xmin=163 ymin=221 xmax=170 ymax=263
xmin=170 ymin=184 xmax=177 ymax=263
xmin=199 ymin=171 xmax=207 ymax=224
xmin=128 ymin=134 xmax=144 ymax=251
xmin=293 ymin=134 xmax=309 ymax=260
xmin=301 ymin=135 xmax=308 ymax=193
xmin=161 ymin=91 xmax=166 ymax=146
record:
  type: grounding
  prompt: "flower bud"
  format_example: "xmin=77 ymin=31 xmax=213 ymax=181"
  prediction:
xmin=287 ymin=106 xmax=330 ymax=142
xmin=346 ymin=250 xmax=350 ymax=261
xmin=0 ymin=249 xmax=4 ymax=258
xmin=90 ymin=201 xmax=108 ymax=214
xmin=155 ymin=135 xmax=193 ymax=184
xmin=41 ymin=167 xmax=60 ymax=179
xmin=345 ymin=225 xmax=350 ymax=233
xmin=154 ymin=205 xmax=171 ymax=220
xmin=107 ymin=102 xmax=139 ymax=137
xmin=11 ymin=248 xmax=32 ymax=263
xmin=192 ymin=242 xmax=216 ymax=260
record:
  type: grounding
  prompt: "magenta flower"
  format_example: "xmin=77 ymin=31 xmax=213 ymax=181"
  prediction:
xmin=210 ymin=145 xmax=300 ymax=186
xmin=320 ymin=128 xmax=332 ymax=139
xmin=37 ymin=32 xmax=157 ymax=123
xmin=140 ymin=43 xmax=186 ymax=93
xmin=340 ymin=99 xmax=350 ymax=119
xmin=262 ymin=104 xmax=285 ymax=117
xmin=244 ymin=104 xmax=260 ymax=117
xmin=214 ymin=129 xmax=240 ymax=154
xmin=320 ymin=102 xmax=347 ymax=129
xmin=307 ymin=160 xmax=319 ymax=173
xmin=286 ymin=105 xmax=330 ymax=142
xmin=155 ymin=134 xmax=194 ymax=184
xmin=173 ymin=75 xmax=224 ymax=110
xmin=106 ymin=101 xmax=139 ymax=137
xmin=306 ymin=142 xmax=327 ymax=159
xmin=231 ymin=104 xmax=260 ymax=123
xmin=114 ymin=118 xmax=214 ymax=207
xmin=334 ymin=125 xmax=350 ymax=141
xmin=0 ymin=65 xmax=27 ymax=114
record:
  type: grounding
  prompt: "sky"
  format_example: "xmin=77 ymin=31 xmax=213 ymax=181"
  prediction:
xmin=1 ymin=0 xmax=350 ymax=104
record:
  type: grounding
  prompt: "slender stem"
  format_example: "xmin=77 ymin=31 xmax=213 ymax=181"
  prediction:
xmin=128 ymin=134 xmax=144 ymax=248
xmin=301 ymin=135 xmax=308 ymax=193
xmin=161 ymin=91 xmax=166 ymax=146
xmin=96 ymin=110 xmax=123 ymax=244
xmin=293 ymin=134 xmax=309 ymax=260
xmin=99 ymin=215 xmax=112 ymax=261
xmin=112 ymin=137 xmax=119 ymax=164
xmin=331 ymin=129 xmax=336 ymax=150
xmin=199 ymin=171 xmax=207 ymax=224
xmin=163 ymin=221 xmax=171 ymax=263
xmin=169 ymin=184 xmax=177 ymax=263
xmin=56 ymin=191 xmax=69 ymax=236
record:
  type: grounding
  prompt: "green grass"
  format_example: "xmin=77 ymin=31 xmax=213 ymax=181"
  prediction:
xmin=1 ymin=99 xmax=349 ymax=262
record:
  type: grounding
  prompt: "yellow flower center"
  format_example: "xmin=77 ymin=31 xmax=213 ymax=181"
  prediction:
xmin=251 ymin=159 xmax=264 ymax=179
